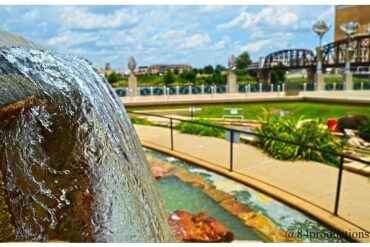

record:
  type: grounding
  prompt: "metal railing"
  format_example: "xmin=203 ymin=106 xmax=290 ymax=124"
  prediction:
xmin=116 ymin=82 xmax=370 ymax=97
xmin=129 ymin=111 xmax=370 ymax=222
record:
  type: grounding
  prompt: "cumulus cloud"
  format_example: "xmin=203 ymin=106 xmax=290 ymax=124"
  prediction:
xmin=218 ymin=6 xmax=299 ymax=30
xmin=180 ymin=34 xmax=211 ymax=49
xmin=199 ymin=5 xmax=226 ymax=13
xmin=46 ymin=31 xmax=99 ymax=47
xmin=61 ymin=6 xmax=140 ymax=30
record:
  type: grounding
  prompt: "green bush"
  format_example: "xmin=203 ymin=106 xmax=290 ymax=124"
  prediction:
xmin=358 ymin=119 xmax=370 ymax=142
xmin=130 ymin=116 xmax=155 ymax=126
xmin=256 ymin=110 xmax=345 ymax=166
xmin=176 ymin=119 xmax=224 ymax=138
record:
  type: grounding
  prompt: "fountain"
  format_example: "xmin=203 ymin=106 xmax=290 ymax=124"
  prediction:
xmin=0 ymin=35 xmax=173 ymax=242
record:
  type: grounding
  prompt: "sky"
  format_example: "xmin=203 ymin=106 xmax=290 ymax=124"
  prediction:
xmin=0 ymin=5 xmax=335 ymax=70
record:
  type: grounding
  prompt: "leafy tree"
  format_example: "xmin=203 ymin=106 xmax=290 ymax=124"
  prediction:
xmin=203 ymin=65 xmax=214 ymax=74
xmin=163 ymin=70 xmax=175 ymax=85
xmin=107 ymin=72 xmax=120 ymax=84
xmin=215 ymin=64 xmax=226 ymax=73
xmin=212 ymin=71 xmax=226 ymax=85
xmin=180 ymin=70 xmax=196 ymax=82
xmin=270 ymin=70 xmax=286 ymax=84
xmin=173 ymin=68 xmax=179 ymax=75
xmin=236 ymin=51 xmax=252 ymax=71
xmin=270 ymin=62 xmax=286 ymax=84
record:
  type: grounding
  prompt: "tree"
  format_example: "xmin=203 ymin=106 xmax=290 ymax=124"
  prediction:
xmin=203 ymin=65 xmax=214 ymax=74
xmin=212 ymin=71 xmax=226 ymax=85
xmin=271 ymin=62 xmax=286 ymax=84
xmin=215 ymin=64 xmax=226 ymax=73
xmin=173 ymin=68 xmax=179 ymax=75
xmin=163 ymin=70 xmax=175 ymax=85
xmin=271 ymin=70 xmax=286 ymax=84
xmin=180 ymin=70 xmax=196 ymax=82
xmin=107 ymin=72 xmax=120 ymax=84
xmin=236 ymin=51 xmax=252 ymax=71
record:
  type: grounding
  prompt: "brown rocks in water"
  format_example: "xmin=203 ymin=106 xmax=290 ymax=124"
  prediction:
xmin=168 ymin=210 xmax=234 ymax=242
xmin=149 ymin=160 xmax=172 ymax=179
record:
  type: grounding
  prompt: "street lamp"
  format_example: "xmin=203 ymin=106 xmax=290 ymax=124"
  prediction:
xmin=312 ymin=21 xmax=331 ymax=74
xmin=340 ymin=21 xmax=359 ymax=74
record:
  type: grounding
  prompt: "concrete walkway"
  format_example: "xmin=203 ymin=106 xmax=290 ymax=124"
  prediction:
xmin=134 ymin=125 xmax=370 ymax=237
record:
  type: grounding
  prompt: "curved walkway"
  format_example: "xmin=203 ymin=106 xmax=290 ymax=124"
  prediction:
xmin=134 ymin=124 xmax=370 ymax=242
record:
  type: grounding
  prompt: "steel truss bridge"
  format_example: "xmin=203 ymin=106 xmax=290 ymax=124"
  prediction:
xmin=255 ymin=34 xmax=370 ymax=71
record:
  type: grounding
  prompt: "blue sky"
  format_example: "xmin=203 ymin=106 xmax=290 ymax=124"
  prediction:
xmin=0 ymin=5 xmax=334 ymax=70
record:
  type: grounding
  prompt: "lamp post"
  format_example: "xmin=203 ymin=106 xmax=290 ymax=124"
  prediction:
xmin=227 ymin=55 xmax=237 ymax=93
xmin=312 ymin=21 xmax=330 ymax=90
xmin=340 ymin=21 xmax=359 ymax=90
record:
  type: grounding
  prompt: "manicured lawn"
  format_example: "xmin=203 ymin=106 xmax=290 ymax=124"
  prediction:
xmin=128 ymin=102 xmax=370 ymax=121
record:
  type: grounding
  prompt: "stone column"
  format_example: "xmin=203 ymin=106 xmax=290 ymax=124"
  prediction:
xmin=314 ymin=47 xmax=325 ymax=90
xmin=227 ymin=72 xmax=237 ymax=93
xmin=128 ymin=73 xmax=137 ymax=96
xmin=259 ymin=70 xmax=271 ymax=84
xmin=343 ymin=47 xmax=354 ymax=90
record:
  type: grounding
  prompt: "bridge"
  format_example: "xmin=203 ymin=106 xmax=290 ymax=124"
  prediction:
xmin=250 ymin=34 xmax=370 ymax=84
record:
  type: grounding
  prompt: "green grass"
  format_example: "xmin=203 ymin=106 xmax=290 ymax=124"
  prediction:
xmin=128 ymin=102 xmax=370 ymax=121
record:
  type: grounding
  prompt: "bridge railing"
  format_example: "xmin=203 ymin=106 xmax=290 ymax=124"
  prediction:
xmin=129 ymin=110 xmax=370 ymax=235
xmin=115 ymin=82 xmax=370 ymax=97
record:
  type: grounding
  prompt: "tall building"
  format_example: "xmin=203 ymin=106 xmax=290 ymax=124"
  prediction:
xmin=334 ymin=5 xmax=370 ymax=41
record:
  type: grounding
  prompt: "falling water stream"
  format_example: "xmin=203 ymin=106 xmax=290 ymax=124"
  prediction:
xmin=0 ymin=46 xmax=174 ymax=242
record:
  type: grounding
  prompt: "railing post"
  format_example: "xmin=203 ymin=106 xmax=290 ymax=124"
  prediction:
xmin=334 ymin=155 xmax=344 ymax=215
xmin=230 ymin=130 xmax=234 ymax=172
xmin=170 ymin=118 xmax=174 ymax=150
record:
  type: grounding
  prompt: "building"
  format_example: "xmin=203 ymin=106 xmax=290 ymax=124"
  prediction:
xmin=136 ymin=66 xmax=149 ymax=75
xmin=104 ymin=63 xmax=113 ymax=75
xmin=334 ymin=5 xmax=370 ymax=41
xmin=148 ymin=64 xmax=192 ymax=75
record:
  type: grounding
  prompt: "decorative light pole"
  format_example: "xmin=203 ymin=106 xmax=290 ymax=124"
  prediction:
xmin=340 ymin=21 xmax=359 ymax=90
xmin=128 ymin=56 xmax=138 ymax=96
xmin=227 ymin=55 xmax=237 ymax=93
xmin=340 ymin=21 xmax=359 ymax=74
xmin=312 ymin=21 xmax=331 ymax=74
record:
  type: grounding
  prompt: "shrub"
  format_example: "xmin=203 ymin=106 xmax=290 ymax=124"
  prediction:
xmin=358 ymin=119 xmax=370 ymax=142
xmin=130 ymin=116 xmax=155 ymax=126
xmin=337 ymin=115 xmax=368 ymax=132
xmin=176 ymin=119 xmax=224 ymax=138
xmin=256 ymin=110 xmax=345 ymax=166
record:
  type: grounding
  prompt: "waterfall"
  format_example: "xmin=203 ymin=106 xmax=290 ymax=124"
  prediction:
xmin=0 ymin=46 xmax=173 ymax=242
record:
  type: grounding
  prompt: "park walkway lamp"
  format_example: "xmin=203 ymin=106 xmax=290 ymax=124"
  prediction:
xmin=340 ymin=21 xmax=359 ymax=74
xmin=312 ymin=21 xmax=330 ymax=74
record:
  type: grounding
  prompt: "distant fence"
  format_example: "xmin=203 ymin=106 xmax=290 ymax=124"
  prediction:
xmin=116 ymin=82 xmax=370 ymax=97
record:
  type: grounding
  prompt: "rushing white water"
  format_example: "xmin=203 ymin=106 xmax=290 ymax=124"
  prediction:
xmin=0 ymin=46 xmax=173 ymax=242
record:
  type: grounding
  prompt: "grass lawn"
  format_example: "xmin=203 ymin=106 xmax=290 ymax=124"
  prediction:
xmin=128 ymin=102 xmax=370 ymax=121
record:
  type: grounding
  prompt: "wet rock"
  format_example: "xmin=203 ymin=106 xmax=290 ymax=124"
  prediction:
xmin=0 ymin=47 xmax=173 ymax=242
xmin=168 ymin=210 xmax=234 ymax=242
xmin=204 ymin=188 xmax=236 ymax=202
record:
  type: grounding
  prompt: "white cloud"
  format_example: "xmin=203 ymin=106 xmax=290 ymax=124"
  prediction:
xmin=239 ymin=32 xmax=294 ymax=55
xmin=61 ymin=7 xmax=139 ymax=30
xmin=180 ymin=34 xmax=211 ymax=49
xmin=241 ymin=40 xmax=272 ymax=53
xmin=46 ymin=31 xmax=98 ymax=48
xmin=218 ymin=6 xmax=299 ymax=30
xmin=199 ymin=5 xmax=226 ymax=13
xmin=210 ymin=36 xmax=231 ymax=50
